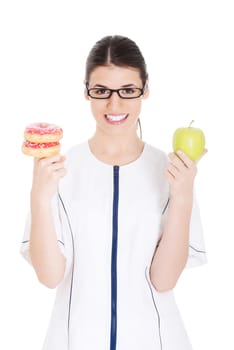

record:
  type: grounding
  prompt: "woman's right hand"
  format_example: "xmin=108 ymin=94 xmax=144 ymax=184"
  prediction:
xmin=31 ymin=154 xmax=66 ymax=201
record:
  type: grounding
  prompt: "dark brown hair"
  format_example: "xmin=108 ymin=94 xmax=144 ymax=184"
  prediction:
xmin=85 ymin=35 xmax=148 ymax=86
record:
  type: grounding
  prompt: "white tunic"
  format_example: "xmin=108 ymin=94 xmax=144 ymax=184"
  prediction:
xmin=21 ymin=141 xmax=207 ymax=350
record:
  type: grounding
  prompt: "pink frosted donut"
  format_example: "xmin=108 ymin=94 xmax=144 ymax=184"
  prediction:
xmin=22 ymin=141 xmax=61 ymax=158
xmin=24 ymin=122 xmax=63 ymax=143
xmin=22 ymin=122 xmax=63 ymax=158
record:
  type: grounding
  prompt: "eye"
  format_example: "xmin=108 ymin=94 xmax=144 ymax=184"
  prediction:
xmin=92 ymin=88 xmax=110 ymax=96
xmin=121 ymin=88 xmax=137 ymax=95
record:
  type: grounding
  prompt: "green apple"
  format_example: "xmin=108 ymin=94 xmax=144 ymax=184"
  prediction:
xmin=173 ymin=121 xmax=206 ymax=161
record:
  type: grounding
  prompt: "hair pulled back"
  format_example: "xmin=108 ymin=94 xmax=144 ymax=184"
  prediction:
xmin=85 ymin=35 xmax=148 ymax=85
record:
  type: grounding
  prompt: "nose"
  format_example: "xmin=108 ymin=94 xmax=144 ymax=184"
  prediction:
xmin=106 ymin=91 xmax=123 ymax=108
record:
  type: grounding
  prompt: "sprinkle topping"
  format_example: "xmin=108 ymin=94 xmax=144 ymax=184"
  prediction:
xmin=23 ymin=141 xmax=60 ymax=149
xmin=25 ymin=122 xmax=63 ymax=135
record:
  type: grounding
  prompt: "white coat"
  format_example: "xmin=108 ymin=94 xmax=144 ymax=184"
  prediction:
xmin=21 ymin=141 xmax=207 ymax=350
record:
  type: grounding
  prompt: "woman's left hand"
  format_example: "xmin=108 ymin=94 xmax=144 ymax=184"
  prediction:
xmin=165 ymin=150 xmax=207 ymax=201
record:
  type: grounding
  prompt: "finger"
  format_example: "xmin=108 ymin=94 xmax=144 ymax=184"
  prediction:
xmin=165 ymin=170 xmax=174 ymax=183
xmin=55 ymin=168 xmax=67 ymax=178
xmin=39 ymin=154 xmax=65 ymax=166
xmin=34 ymin=157 xmax=40 ymax=165
xmin=51 ymin=161 xmax=66 ymax=171
xmin=166 ymin=163 xmax=179 ymax=178
xmin=168 ymin=152 xmax=175 ymax=160
xmin=168 ymin=152 xmax=180 ymax=167
xmin=49 ymin=154 xmax=65 ymax=163
xmin=175 ymin=150 xmax=194 ymax=168
xmin=168 ymin=153 xmax=186 ymax=171
xmin=168 ymin=152 xmax=191 ymax=174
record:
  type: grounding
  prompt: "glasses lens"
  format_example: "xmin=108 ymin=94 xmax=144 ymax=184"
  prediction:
xmin=89 ymin=88 xmax=111 ymax=99
xmin=119 ymin=88 xmax=142 ymax=99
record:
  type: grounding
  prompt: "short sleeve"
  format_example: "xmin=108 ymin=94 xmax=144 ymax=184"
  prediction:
xmin=20 ymin=193 xmax=66 ymax=265
xmin=185 ymin=192 xmax=207 ymax=268
xmin=161 ymin=191 xmax=207 ymax=269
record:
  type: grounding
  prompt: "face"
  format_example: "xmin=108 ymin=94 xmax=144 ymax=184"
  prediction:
xmin=85 ymin=65 xmax=149 ymax=137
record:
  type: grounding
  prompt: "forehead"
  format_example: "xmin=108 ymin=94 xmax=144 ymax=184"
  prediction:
xmin=89 ymin=65 xmax=142 ymax=87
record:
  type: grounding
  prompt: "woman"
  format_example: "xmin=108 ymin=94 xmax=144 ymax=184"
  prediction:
xmin=21 ymin=35 xmax=207 ymax=350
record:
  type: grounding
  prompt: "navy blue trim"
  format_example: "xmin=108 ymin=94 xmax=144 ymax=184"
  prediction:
xmin=162 ymin=197 xmax=169 ymax=215
xmin=110 ymin=166 xmax=119 ymax=350
xmin=145 ymin=267 xmax=163 ymax=350
xmin=189 ymin=244 xmax=206 ymax=254
xmin=58 ymin=239 xmax=65 ymax=246
xmin=58 ymin=193 xmax=75 ymax=350
xmin=22 ymin=239 xmax=64 ymax=245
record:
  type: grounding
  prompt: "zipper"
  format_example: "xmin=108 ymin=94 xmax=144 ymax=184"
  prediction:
xmin=110 ymin=165 xmax=119 ymax=350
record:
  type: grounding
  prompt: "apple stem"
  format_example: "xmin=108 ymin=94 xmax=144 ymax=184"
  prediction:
xmin=189 ymin=120 xmax=194 ymax=128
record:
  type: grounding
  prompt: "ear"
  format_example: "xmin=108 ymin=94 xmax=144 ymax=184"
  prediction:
xmin=83 ymin=80 xmax=90 ymax=101
xmin=84 ymin=89 xmax=90 ymax=101
xmin=143 ymin=81 xmax=149 ymax=100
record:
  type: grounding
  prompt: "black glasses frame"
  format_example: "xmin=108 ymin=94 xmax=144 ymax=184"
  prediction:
xmin=86 ymin=83 xmax=146 ymax=100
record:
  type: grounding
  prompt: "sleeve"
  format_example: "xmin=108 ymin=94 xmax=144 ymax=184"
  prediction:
xmin=185 ymin=192 xmax=207 ymax=268
xmin=161 ymin=191 xmax=207 ymax=269
xmin=20 ymin=193 xmax=67 ymax=265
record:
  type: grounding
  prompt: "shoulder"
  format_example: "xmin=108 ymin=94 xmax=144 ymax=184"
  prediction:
xmin=59 ymin=141 xmax=89 ymax=193
xmin=145 ymin=143 xmax=168 ymax=166
xmin=64 ymin=141 xmax=88 ymax=167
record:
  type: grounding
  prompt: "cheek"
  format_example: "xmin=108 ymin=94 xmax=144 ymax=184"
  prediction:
xmin=130 ymin=101 xmax=142 ymax=116
xmin=90 ymin=102 xmax=105 ymax=120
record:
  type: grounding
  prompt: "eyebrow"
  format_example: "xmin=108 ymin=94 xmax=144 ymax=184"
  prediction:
xmin=92 ymin=83 xmax=138 ymax=88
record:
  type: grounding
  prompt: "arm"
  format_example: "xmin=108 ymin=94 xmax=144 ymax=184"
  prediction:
xmin=150 ymin=150 xmax=202 ymax=292
xmin=29 ymin=155 xmax=66 ymax=289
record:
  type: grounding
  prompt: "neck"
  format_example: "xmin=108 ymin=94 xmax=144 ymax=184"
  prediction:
xmin=88 ymin=129 xmax=144 ymax=166
xmin=89 ymin=130 xmax=143 ymax=155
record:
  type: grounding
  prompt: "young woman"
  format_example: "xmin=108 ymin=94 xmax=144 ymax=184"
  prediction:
xmin=21 ymin=35 xmax=207 ymax=350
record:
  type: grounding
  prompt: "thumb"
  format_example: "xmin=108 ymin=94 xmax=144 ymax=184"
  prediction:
xmin=196 ymin=148 xmax=208 ymax=163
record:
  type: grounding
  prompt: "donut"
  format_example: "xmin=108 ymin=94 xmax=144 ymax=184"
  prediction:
xmin=22 ymin=140 xmax=61 ymax=158
xmin=24 ymin=122 xmax=63 ymax=143
xmin=22 ymin=122 xmax=63 ymax=158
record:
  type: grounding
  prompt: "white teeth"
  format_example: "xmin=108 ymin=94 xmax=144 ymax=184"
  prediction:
xmin=106 ymin=114 xmax=127 ymax=121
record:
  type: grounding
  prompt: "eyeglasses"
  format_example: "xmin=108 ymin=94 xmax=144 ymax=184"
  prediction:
xmin=86 ymin=84 xmax=146 ymax=99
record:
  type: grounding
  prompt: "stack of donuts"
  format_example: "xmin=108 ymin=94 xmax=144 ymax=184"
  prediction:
xmin=22 ymin=122 xmax=63 ymax=158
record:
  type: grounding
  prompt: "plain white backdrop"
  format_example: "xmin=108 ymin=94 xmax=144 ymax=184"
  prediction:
xmin=0 ymin=0 xmax=233 ymax=349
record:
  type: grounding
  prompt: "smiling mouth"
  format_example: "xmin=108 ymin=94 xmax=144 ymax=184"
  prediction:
xmin=105 ymin=114 xmax=129 ymax=124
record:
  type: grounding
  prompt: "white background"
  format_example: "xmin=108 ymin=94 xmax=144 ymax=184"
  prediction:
xmin=0 ymin=0 xmax=233 ymax=349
